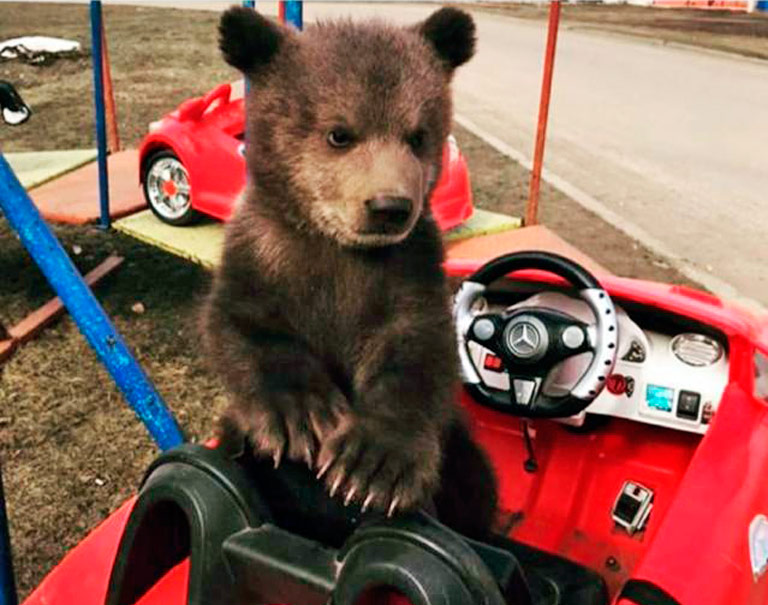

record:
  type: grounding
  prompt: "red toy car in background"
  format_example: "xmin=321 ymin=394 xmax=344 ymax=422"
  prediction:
xmin=138 ymin=82 xmax=474 ymax=229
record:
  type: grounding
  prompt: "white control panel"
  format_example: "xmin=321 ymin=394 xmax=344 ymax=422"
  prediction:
xmin=586 ymin=330 xmax=727 ymax=434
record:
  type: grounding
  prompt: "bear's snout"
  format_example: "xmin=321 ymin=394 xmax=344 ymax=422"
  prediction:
xmin=363 ymin=195 xmax=414 ymax=235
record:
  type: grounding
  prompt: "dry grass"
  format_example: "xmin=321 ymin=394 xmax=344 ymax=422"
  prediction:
xmin=1 ymin=3 xmax=236 ymax=152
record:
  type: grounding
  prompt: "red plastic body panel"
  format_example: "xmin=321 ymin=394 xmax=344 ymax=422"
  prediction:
xmin=138 ymin=82 xmax=474 ymax=231
xmin=466 ymin=396 xmax=699 ymax=597
xmin=431 ymin=135 xmax=474 ymax=231
xmin=23 ymin=262 xmax=768 ymax=604
xmin=23 ymin=499 xmax=135 ymax=605
xmin=139 ymin=83 xmax=246 ymax=221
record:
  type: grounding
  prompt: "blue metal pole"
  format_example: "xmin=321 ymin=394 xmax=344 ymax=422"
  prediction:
xmin=0 ymin=463 xmax=18 ymax=605
xmin=90 ymin=0 xmax=111 ymax=230
xmin=0 ymin=155 xmax=184 ymax=451
xmin=283 ymin=0 xmax=302 ymax=30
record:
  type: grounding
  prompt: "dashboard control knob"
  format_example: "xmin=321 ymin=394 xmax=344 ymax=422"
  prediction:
xmin=473 ymin=318 xmax=495 ymax=341
xmin=606 ymin=374 xmax=627 ymax=395
xmin=562 ymin=325 xmax=585 ymax=349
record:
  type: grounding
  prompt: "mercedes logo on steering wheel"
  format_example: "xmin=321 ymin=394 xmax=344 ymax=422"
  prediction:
xmin=510 ymin=323 xmax=540 ymax=356
xmin=505 ymin=315 xmax=548 ymax=360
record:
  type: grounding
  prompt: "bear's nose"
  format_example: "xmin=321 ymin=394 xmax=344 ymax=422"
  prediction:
xmin=364 ymin=195 xmax=414 ymax=234
xmin=365 ymin=196 xmax=413 ymax=229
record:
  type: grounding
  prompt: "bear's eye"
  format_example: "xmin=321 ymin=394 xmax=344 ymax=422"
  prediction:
xmin=406 ymin=129 xmax=427 ymax=154
xmin=327 ymin=127 xmax=354 ymax=149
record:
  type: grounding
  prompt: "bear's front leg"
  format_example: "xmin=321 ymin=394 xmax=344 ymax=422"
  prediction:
xmin=205 ymin=301 xmax=349 ymax=468
xmin=316 ymin=324 xmax=457 ymax=514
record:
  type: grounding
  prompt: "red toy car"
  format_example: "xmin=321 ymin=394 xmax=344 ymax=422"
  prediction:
xmin=21 ymin=250 xmax=768 ymax=605
xmin=138 ymin=82 xmax=473 ymax=230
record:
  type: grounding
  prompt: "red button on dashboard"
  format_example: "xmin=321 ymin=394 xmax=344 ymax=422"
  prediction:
xmin=606 ymin=374 xmax=627 ymax=395
xmin=483 ymin=354 xmax=504 ymax=372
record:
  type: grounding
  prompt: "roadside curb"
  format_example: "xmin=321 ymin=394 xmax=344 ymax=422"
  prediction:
xmin=454 ymin=113 xmax=767 ymax=315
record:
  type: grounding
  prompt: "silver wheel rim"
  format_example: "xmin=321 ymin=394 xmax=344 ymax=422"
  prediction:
xmin=146 ymin=157 xmax=192 ymax=220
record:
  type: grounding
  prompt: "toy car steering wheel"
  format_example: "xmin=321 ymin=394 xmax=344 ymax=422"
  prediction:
xmin=454 ymin=251 xmax=618 ymax=418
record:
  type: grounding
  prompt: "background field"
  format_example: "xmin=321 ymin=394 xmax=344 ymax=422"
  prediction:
xmin=0 ymin=2 xmax=718 ymax=595
xmin=474 ymin=3 xmax=768 ymax=60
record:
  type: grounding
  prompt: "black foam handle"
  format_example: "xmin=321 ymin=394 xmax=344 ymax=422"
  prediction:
xmin=468 ymin=251 xmax=601 ymax=290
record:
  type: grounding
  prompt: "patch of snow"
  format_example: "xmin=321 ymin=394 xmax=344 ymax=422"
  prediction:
xmin=0 ymin=36 xmax=80 ymax=60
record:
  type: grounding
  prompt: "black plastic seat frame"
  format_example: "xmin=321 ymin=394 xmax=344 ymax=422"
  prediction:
xmin=106 ymin=444 xmax=527 ymax=605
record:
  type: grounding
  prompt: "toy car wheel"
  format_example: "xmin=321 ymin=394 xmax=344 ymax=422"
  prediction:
xmin=143 ymin=150 xmax=200 ymax=226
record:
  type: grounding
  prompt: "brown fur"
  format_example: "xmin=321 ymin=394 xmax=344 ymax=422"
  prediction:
xmin=203 ymin=7 xmax=497 ymax=538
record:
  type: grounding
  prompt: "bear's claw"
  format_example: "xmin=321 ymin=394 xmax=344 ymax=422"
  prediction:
xmin=361 ymin=492 xmax=375 ymax=514
xmin=344 ymin=485 xmax=358 ymax=507
xmin=316 ymin=455 xmax=336 ymax=479
xmin=388 ymin=496 xmax=401 ymax=518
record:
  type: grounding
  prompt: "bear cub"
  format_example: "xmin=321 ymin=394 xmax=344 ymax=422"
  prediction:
xmin=203 ymin=6 xmax=497 ymax=538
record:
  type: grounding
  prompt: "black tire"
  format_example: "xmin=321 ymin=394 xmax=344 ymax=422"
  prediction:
xmin=142 ymin=149 xmax=201 ymax=226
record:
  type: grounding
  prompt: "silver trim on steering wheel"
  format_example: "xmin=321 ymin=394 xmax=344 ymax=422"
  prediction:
xmin=571 ymin=288 xmax=618 ymax=400
xmin=454 ymin=281 xmax=486 ymax=384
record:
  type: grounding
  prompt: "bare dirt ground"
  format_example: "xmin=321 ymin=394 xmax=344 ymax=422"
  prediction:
xmin=469 ymin=3 xmax=768 ymax=60
xmin=0 ymin=2 xmax=704 ymax=596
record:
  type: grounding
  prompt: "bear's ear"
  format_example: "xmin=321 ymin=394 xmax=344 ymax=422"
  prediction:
xmin=219 ymin=7 xmax=284 ymax=73
xmin=418 ymin=7 xmax=476 ymax=71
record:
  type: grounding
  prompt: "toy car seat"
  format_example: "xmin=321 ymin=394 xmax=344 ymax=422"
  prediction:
xmin=106 ymin=444 xmax=607 ymax=605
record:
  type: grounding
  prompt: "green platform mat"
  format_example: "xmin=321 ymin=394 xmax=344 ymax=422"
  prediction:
xmin=114 ymin=211 xmax=225 ymax=269
xmin=114 ymin=208 xmax=521 ymax=269
xmin=445 ymin=208 xmax=521 ymax=242
xmin=5 ymin=149 xmax=98 ymax=189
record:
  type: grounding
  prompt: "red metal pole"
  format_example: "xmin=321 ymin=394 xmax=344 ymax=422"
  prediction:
xmin=526 ymin=0 xmax=561 ymax=226
xmin=100 ymin=19 xmax=121 ymax=153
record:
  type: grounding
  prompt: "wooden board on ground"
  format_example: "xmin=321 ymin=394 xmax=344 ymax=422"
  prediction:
xmin=0 ymin=256 xmax=124 ymax=365
xmin=29 ymin=149 xmax=146 ymax=224
xmin=0 ymin=339 xmax=16 ymax=364
xmin=445 ymin=225 xmax=611 ymax=276
xmin=5 ymin=149 xmax=97 ymax=190
xmin=114 ymin=208 xmax=521 ymax=269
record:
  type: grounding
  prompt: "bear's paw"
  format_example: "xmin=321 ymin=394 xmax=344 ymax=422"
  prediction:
xmin=317 ymin=420 xmax=442 ymax=516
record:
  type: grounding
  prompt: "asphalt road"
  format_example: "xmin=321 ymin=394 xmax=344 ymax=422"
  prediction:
xmin=68 ymin=1 xmax=768 ymax=309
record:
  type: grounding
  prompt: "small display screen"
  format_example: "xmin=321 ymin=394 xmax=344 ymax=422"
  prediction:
xmin=646 ymin=385 xmax=674 ymax=412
